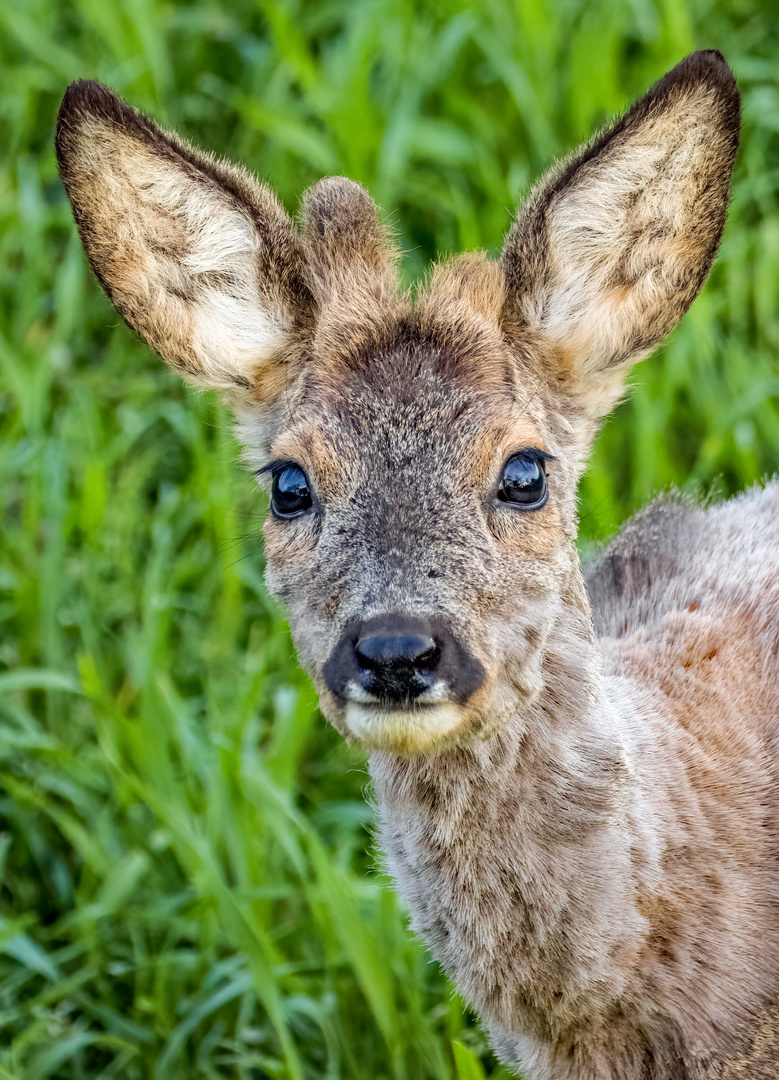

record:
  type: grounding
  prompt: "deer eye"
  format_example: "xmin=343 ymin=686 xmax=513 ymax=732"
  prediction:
xmin=271 ymin=464 xmax=312 ymax=517
xmin=497 ymin=452 xmax=548 ymax=509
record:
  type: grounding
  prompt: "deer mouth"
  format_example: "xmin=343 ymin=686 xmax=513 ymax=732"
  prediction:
xmin=343 ymin=700 xmax=467 ymax=754
xmin=319 ymin=612 xmax=486 ymax=753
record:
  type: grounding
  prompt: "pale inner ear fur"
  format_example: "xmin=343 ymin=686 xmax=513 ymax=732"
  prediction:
xmin=56 ymin=81 xmax=313 ymax=395
xmin=501 ymin=51 xmax=740 ymax=418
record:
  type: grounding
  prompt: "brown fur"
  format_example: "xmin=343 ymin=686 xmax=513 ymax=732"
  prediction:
xmin=57 ymin=52 xmax=779 ymax=1078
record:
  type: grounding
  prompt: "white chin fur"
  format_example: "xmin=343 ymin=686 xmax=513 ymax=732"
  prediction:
xmin=344 ymin=702 xmax=464 ymax=754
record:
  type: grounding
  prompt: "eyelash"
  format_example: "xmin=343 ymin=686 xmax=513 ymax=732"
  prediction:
xmin=256 ymin=459 xmax=299 ymax=480
xmin=513 ymin=447 xmax=555 ymax=465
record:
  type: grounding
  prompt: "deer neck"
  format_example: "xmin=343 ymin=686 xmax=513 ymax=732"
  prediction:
xmin=368 ymin=574 xmax=642 ymax=1040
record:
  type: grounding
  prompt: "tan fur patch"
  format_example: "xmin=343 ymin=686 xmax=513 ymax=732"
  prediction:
xmin=421 ymin=252 xmax=507 ymax=326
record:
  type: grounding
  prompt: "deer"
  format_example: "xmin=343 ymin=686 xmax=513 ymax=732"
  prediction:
xmin=55 ymin=50 xmax=779 ymax=1078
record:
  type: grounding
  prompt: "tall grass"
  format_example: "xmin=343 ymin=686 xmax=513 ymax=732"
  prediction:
xmin=2 ymin=1 xmax=779 ymax=1076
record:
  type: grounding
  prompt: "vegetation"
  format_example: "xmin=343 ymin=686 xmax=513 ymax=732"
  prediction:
xmin=2 ymin=0 xmax=779 ymax=1076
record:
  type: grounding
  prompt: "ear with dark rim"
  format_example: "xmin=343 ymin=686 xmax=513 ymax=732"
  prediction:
xmin=56 ymin=80 xmax=315 ymax=395
xmin=501 ymin=51 xmax=740 ymax=420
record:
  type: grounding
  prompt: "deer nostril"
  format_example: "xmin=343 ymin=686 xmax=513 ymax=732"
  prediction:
xmin=355 ymin=634 xmax=440 ymax=673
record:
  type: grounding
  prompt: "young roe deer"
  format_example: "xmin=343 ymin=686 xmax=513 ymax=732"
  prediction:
xmin=56 ymin=51 xmax=779 ymax=1079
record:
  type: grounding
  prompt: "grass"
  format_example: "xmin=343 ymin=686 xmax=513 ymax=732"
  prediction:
xmin=2 ymin=0 xmax=779 ymax=1076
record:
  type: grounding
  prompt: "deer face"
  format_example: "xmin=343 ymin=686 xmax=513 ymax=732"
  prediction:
xmin=253 ymin=314 xmax=581 ymax=753
xmin=56 ymin=52 xmax=739 ymax=754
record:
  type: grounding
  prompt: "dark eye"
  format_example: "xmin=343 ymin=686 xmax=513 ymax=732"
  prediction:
xmin=271 ymin=464 xmax=313 ymax=517
xmin=497 ymin=452 xmax=548 ymax=509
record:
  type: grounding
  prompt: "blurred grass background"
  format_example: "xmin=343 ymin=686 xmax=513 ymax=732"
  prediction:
xmin=2 ymin=0 xmax=779 ymax=1077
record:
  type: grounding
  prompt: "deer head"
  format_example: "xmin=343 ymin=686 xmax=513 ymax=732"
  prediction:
xmin=56 ymin=51 xmax=739 ymax=755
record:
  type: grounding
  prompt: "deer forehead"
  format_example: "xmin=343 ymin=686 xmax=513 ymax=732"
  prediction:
xmin=267 ymin=351 xmax=553 ymax=501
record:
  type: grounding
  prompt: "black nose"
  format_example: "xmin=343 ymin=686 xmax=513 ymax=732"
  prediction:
xmin=354 ymin=619 xmax=441 ymax=702
xmin=355 ymin=632 xmax=440 ymax=673
xmin=322 ymin=613 xmax=485 ymax=707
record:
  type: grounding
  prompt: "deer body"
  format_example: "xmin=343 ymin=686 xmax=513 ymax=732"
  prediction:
xmin=56 ymin=51 xmax=779 ymax=1077
xmin=374 ymin=488 xmax=779 ymax=1078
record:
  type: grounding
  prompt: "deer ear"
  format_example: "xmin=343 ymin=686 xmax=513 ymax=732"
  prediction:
xmin=56 ymin=81 xmax=315 ymax=395
xmin=501 ymin=51 xmax=740 ymax=419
